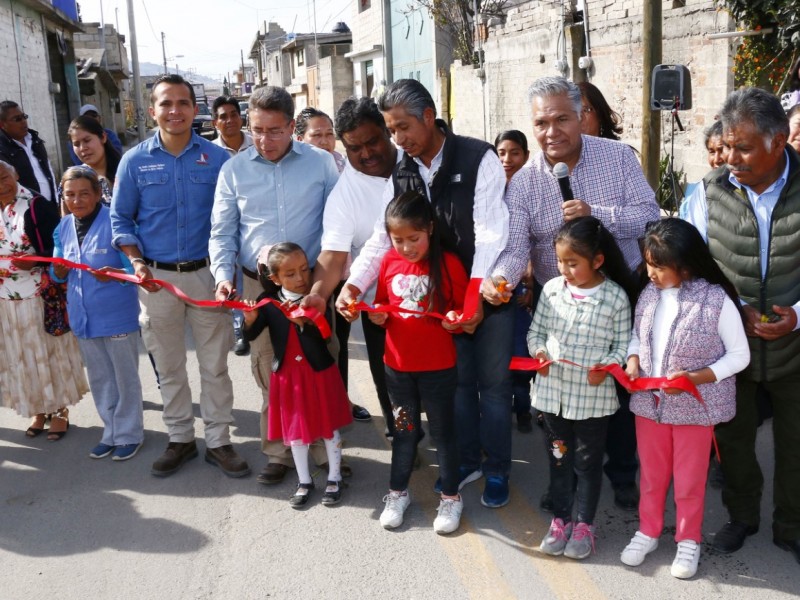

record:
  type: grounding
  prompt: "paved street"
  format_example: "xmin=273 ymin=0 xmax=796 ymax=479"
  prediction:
xmin=0 ymin=321 xmax=797 ymax=599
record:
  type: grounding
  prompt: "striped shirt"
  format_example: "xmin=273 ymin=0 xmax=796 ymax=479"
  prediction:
xmin=528 ymin=276 xmax=631 ymax=420
xmin=492 ymin=135 xmax=659 ymax=287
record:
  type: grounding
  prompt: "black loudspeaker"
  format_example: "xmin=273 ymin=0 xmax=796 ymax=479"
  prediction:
xmin=650 ymin=64 xmax=692 ymax=111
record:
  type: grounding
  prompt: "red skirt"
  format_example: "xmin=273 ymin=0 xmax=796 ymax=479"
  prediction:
xmin=267 ymin=327 xmax=352 ymax=444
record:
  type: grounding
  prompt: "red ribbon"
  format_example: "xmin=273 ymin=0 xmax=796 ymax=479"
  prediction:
xmin=4 ymin=255 xmax=332 ymax=338
xmin=510 ymin=356 xmax=721 ymax=460
xmin=350 ymin=277 xmax=483 ymax=327
xmin=509 ymin=357 xmax=702 ymax=401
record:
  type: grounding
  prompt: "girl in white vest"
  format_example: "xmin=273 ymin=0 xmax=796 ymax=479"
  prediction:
xmin=620 ymin=218 xmax=750 ymax=579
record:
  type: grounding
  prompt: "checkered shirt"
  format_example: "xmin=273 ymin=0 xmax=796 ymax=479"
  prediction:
xmin=528 ymin=277 xmax=632 ymax=420
xmin=492 ymin=135 xmax=659 ymax=286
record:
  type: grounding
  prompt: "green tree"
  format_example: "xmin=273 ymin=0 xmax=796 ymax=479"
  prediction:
xmin=719 ymin=0 xmax=800 ymax=91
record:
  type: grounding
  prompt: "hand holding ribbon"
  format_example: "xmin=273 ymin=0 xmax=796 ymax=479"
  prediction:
xmin=5 ymin=255 xmax=332 ymax=338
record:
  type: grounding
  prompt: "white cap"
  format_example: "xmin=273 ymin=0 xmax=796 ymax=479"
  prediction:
xmin=79 ymin=104 xmax=100 ymax=116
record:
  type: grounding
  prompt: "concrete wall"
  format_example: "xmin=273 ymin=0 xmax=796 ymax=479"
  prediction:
xmin=0 ymin=0 xmax=68 ymax=171
xmin=318 ymin=54 xmax=355 ymax=117
xmin=349 ymin=0 xmax=390 ymax=97
xmin=449 ymin=0 xmax=736 ymax=183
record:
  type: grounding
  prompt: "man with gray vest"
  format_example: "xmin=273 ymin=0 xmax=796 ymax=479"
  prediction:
xmin=682 ymin=87 xmax=800 ymax=563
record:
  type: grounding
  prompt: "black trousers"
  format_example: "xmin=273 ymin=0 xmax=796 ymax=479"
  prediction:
xmin=385 ymin=365 xmax=459 ymax=495
xmin=543 ymin=411 xmax=610 ymax=525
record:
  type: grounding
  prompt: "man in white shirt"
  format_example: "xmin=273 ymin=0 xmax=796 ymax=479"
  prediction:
xmin=334 ymin=79 xmax=513 ymax=509
xmin=0 ymin=101 xmax=57 ymax=202
xmin=304 ymin=97 xmax=400 ymax=436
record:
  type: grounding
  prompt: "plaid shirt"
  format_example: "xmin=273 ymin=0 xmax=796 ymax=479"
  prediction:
xmin=528 ymin=277 xmax=631 ymax=420
xmin=492 ymin=135 xmax=659 ymax=286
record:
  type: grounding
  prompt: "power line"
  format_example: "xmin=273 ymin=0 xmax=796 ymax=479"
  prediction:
xmin=139 ymin=0 xmax=161 ymax=44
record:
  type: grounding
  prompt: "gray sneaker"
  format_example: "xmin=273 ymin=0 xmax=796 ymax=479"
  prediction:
xmin=540 ymin=518 xmax=573 ymax=556
xmin=564 ymin=522 xmax=596 ymax=559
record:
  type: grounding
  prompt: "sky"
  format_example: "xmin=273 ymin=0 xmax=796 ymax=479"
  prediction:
xmin=80 ymin=0 xmax=354 ymax=82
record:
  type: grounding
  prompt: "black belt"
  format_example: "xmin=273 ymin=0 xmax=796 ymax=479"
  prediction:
xmin=242 ymin=266 xmax=259 ymax=280
xmin=143 ymin=257 xmax=209 ymax=273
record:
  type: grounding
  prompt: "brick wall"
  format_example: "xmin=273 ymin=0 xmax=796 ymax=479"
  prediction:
xmin=450 ymin=0 xmax=737 ymax=182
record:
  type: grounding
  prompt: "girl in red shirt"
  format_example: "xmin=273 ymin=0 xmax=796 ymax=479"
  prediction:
xmin=369 ymin=191 xmax=469 ymax=535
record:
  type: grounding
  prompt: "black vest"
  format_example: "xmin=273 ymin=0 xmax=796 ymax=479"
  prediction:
xmin=0 ymin=128 xmax=56 ymax=202
xmin=392 ymin=120 xmax=492 ymax=273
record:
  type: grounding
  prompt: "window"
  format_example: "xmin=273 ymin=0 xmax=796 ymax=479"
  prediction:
xmin=297 ymin=49 xmax=304 ymax=66
xmin=275 ymin=56 xmax=279 ymax=71
xmin=359 ymin=0 xmax=371 ymax=13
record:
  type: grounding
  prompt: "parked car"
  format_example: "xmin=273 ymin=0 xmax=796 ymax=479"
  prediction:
xmin=193 ymin=102 xmax=217 ymax=140
xmin=239 ymin=101 xmax=249 ymax=128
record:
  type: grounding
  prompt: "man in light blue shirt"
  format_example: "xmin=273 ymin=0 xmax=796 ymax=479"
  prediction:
xmin=681 ymin=87 xmax=800 ymax=563
xmin=210 ymin=86 xmax=339 ymax=485
xmin=112 ymin=74 xmax=250 ymax=480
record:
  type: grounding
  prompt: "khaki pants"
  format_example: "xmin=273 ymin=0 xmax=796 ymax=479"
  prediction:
xmin=243 ymin=274 xmax=327 ymax=466
xmin=139 ymin=266 xmax=234 ymax=448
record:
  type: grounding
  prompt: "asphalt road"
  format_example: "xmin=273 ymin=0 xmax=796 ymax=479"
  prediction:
xmin=0 ymin=320 xmax=797 ymax=599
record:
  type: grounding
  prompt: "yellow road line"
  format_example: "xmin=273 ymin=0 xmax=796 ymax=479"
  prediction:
xmin=349 ymin=343 xmax=606 ymax=599
xmin=490 ymin=481 xmax=608 ymax=600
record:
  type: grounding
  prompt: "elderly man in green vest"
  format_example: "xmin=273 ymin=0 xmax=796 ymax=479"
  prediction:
xmin=682 ymin=87 xmax=800 ymax=565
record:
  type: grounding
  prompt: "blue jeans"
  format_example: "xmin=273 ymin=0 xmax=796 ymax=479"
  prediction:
xmin=454 ymin=302 xmax=514 ymax=477
xmin=232 ymin=265 xmax=244 ymax=330
xmin=512 ymin=301 xmax=533 ymax=415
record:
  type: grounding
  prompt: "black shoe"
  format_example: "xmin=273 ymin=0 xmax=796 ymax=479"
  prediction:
xmin=233 ymin=328 xmax=250 ymax=356
xmin=352 ymin=404 xmax=372 ymax=421
xmin=256 ymin=462 xmax=291 ymax=485
xmin=613 ymin=483 xmax=640 ymax=511
xmin=205 ymin=444 xmax=251 ymax=478
xmin=289 ymin=482 xmax=314 ymax=508
xmin=539 ymin=491 xmax=554 ymax=513
xmin=151 ymin=441 xmax=198 ymax=477
xmin=517 ymin=412 xmax=533 ymax=433
xmin=774 ymin=538 xmax=800 ymax=565
xmin=321 ymin=480 xmax=343 ymax=506
xmin=712 ymin=520 xmax=759 ymax=554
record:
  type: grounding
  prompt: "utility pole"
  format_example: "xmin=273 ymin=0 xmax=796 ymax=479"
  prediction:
xmin=640 ymin=0 xmax=662 ymax=190
xmin=241 ymin=49 xmax=246 ymax=94
xmin=127 ymin=0 xmax=146 ymax=141
xmin=161 ymin=31 xmax=168 ymax=74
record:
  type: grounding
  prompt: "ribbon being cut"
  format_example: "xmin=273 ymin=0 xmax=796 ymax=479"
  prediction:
xmin=0 ymin=256 xmax=710 ymax=402
xmin=5 ymin=254 xmax=332 ymax=339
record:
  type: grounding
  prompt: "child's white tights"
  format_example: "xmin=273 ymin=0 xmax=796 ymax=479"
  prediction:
xmin=289 ymin=430 xmax=342 ymax=485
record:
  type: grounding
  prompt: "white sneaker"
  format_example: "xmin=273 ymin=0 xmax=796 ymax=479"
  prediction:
xmin=621 ymin=531 xmax=659 ymax=566
xmin=433 ymin=496 xmax=463 ymax=535
xmin=671 ymin=540 xmax=701 ymax=579
xmin=380 ymin=490 xmax=411 ymax=529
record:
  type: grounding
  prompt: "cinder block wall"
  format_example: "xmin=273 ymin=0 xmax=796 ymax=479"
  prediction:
xmin=450 ymin=0 xmax=736 ymax=183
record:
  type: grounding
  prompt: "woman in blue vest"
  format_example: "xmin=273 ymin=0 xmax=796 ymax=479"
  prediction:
xmin=52 ymin=166 xmax=144 ymax=461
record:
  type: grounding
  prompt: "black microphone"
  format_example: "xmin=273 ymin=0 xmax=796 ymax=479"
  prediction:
xmin=553 ymin=162 xmax=574 ymax=202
